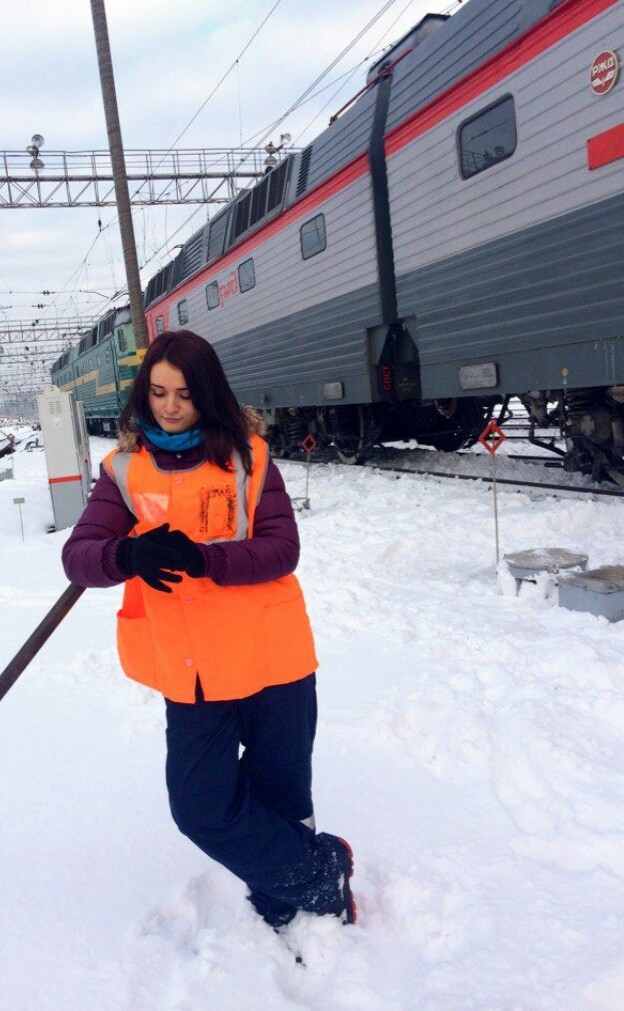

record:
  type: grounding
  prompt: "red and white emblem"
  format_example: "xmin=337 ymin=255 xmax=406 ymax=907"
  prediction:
xmin=590 ymin=50 xmax=619 ymax=96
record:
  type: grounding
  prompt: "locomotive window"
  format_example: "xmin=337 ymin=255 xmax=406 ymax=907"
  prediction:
xmin=177 ymin=299 xmax=189 ymax=325
xmin=300 ymin=214 xmax=327 ymax=260
xmin=238 ymin=258 xmax=256 ymax=293
xmin=206 ymin=282 xmax=220 ymax=310
xmin=117 ymin=327 xmax=128 ymax=352
xmin=458 ymin=95 xmax=517 ymax=179
xmin=156 ymin=315 xmax=165 ymax=334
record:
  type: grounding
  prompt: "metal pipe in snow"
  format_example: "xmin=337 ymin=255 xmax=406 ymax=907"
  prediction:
xmin=0 ymin=584 xmax=85 ymax=702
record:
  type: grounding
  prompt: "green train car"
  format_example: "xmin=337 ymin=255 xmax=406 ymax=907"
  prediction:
xmin=51 ymin=306 xmax=145 ymax=435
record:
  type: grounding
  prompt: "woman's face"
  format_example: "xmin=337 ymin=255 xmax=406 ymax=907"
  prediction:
xmin=148 ymin=360 xmax=202 ymax=433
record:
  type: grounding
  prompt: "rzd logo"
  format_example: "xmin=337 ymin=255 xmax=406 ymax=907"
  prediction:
xmin=590 ymin=50 xmax=619 ymax=96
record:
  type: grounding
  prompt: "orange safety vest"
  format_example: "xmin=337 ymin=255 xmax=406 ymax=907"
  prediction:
xmin=103 ymin=434 xmax=317 ymax=702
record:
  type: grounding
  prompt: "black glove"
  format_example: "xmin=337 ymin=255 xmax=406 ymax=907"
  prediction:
xmin=116 ymin=523 xmax=185 ymax=593
xmin=143 ymin=524 xmax=205 ymax=579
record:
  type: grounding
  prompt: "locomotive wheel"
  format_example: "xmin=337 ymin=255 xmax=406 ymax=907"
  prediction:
xmin=332 ymin=405 xmax=367 ymax=465
xmin=428 ymin=399 xmax=492 ymax=451
xmin=268 ymin=426 xmax=290 ymax=459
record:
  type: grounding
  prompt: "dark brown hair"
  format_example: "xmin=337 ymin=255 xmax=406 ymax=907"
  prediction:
xmin=120 ymin=330 xmax=252 ymax=474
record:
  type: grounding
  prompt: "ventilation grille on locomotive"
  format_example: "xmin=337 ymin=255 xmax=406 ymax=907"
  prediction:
xmin=171 ymin=251 xmax=184 ymax=288
xmin=296 ymin=146 xmax=313 ymax=198
xmin=208 ymin=213 xmax=228 ymax=263
xmin=233 ymin=192 xmax=252 ymax=241
xmin=250 ymin=176 xmax=269 ymax=227
xmin=182 ymin=226 xmax=206 ymax=279
xmin=267 ymin=159 xmax=288 ymax=212
xmin=144 ymin=276 xmax=157 ymax=307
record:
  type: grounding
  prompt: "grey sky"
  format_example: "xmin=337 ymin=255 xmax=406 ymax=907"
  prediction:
xmin=1 ymin=0 xmax=451 ymax=348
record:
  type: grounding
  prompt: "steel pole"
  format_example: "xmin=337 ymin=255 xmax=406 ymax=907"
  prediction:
xmin=90 ymin=0 xmax=148 ymax=349
xmin=0 ymin=584 xmax=85 ymax=702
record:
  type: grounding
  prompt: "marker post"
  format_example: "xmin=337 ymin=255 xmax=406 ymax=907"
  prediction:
xmin=477 ymin=421 xmax=507 ymax=564
xmin=290 ymin=434 xmax=317 ymax=512
xmin=301 ymin=434 xmax=317 ymax=510
xmin=13 ymin=497 xmax=25 ymax=542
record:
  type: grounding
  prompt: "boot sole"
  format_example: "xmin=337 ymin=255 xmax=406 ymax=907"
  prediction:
xmin=337 ymin=836 xmax=357 ymax=924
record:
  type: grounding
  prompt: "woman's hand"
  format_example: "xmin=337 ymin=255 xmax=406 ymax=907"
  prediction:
xmin=116 ymin=524 xmax=186 ymax=592
xmin=143 ymin=524 xmax=205 ymax=579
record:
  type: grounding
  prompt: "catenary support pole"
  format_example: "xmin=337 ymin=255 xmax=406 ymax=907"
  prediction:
xmin=0 ymin=584 xmax=85 ymax=702
xmin=90 ymin=0 xmax=148 ymax=350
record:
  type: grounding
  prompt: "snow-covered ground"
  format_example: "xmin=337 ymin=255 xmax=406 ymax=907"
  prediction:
xmin=2 ymin=436 xmax=624 ymax=1010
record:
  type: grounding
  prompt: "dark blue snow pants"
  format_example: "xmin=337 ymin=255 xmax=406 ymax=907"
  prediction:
xmin=165 ymin=673 xmax=321 ymax=925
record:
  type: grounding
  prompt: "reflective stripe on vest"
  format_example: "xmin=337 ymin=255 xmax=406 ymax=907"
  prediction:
xmin=104 ymin=443 xmax=259 ymax=543
xmin=105 ymin=450 xmax=134 ymax=515
xmin=102 ymin=435 xmax=317 ymax=703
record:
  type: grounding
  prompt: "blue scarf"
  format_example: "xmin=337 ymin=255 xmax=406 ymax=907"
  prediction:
xmin=138 ymin=420 xmax=205 ymax=452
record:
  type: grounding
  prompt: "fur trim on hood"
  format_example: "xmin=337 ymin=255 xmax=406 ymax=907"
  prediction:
xmin=117 ymin=404 xmax=267 ymax=453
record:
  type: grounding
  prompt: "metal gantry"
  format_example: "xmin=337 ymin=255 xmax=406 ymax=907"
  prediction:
xmin=0 ymin=148 xmax=282 ymax=208
xmin=0 ymin=317 xmax=99 ymax=398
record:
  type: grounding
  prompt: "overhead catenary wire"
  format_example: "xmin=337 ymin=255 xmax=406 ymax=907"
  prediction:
xmin=131 ymin=59 xmax=387 ymax=270
xmin=8 ymin=0 xmax=464 ymax=342
xmin=59 ymin=1 xmax=289 ymax=334
xmin=21 ymin=0 xmax=289 ymax=343
xmin=57 ymin=0 xmax=415 ymax=295
xmin=236 ymin=61 xmax=244 ymax=150
xmin=124 ymin=0 xmax=287 ymax=212
xmin=37 ymin=0 xmax=409 ymax=317
xmin=258 ymin=0 xmax=463 ymax=147
xmin=292 ymin=0 xmax=416 ymax=144
xmin=163 ymin=0 xmax=287 ymax=157
xmin=18 ymin=0 xmax=451 ymax=360
xmin=240 ymin=0 xmax=404 ymax=151
xmin=137 ymin=0 xmax=418 ymax=273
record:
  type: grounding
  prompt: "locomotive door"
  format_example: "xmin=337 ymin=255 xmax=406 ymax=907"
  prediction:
xmin=111 ymin=339 xmax=122 ymax=412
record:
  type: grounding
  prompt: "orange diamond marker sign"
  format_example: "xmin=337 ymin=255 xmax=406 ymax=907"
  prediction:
xmin=301 ymin=434 xmax=318 ymax=454
xmin=478 ymin=420 xmax=506 ymax=455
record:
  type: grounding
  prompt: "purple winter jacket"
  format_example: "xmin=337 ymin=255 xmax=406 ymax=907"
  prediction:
xmin=61 ymin=436 xmax=300 ymax=589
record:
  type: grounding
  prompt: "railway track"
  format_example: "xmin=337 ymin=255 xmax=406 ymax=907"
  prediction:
xmin=280 ymin=445 xmax=624 ymax=500
xmin=375 ymin=466 xmax=624 ymax=500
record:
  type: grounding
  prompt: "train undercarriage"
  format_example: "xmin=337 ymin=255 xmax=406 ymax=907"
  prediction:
xmin=265 ymin=398 xmax=494 ymax=464
xmin=79 ymin=385 xmax=624 ymax=483
xmin=85 ymin=417 xmax=118 ymax=437
xmin=521 ymin=386 xmax=624 ymax=486
xmin=264 ymin=386 xmax=624 ymax=483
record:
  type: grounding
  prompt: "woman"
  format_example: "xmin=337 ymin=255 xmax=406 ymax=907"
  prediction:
xmin=62 ymin=330 xmax=355 ymax=930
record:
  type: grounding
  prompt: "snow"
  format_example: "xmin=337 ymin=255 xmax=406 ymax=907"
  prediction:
xmin=2 ymin=436 xmax=624 ymax=1009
